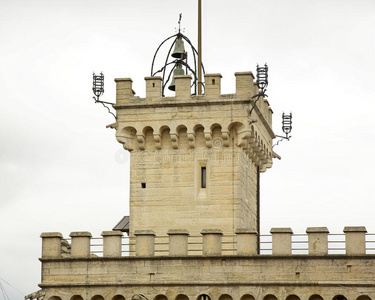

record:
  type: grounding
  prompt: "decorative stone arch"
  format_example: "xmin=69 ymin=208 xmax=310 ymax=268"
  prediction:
xmin=48 ymin=297 xmax=62 ymax=300
xmin=154 ymin=295 xmax=168 ymax=300
xmin=71 ymin=296 xmax=84 ymax=300
xmin=332 ymin=296 xmax=347 ymax=300
xmin=264 ymin=295 xmax=278 ymax=300
xmin=158 ymin=125 xmax=172 ymax=149
xmin=286 ymin=295 xmax=301 ymax=300
xmin=357 ymin=296 xmax=372 ymax=300
xmin=117 ymin=126 xmax=137 ymax=151
xmin=211 ymin=123 xmax=223 ymax=148
xmin=240 ymin=295 xmax=255 ymax=300
xmin=309 ymin=295 xmax=324 ymax=300
xmin=218 ymin=294 xmax=233 ymax=300
xmin=141 ymin=125 xmax=155 ymax=151
xmin=176 ymin=124 xmax=188 ymax=134
xmin=194 ymin=124 xmax=206 ymax=148
xmin=113 ymin=296 xmax=126 ymax=300
xmin=132 ymin=294 xmax=147 ymax=300
xmin=227 ymin=121 xmax=245 ymax=133
xmin=176 ymin=124 xmax=188 ymax=149
xmin=175 ymin=294 xmax=189 ymax=300
xmin=228 ymin=121 xmax=247 ymax=148
xmin=210 ymin=123 xmax=222 ymax=132
xmin=92 ymin=296 xmax=105 ymax=300
xmin=196 ymin=295 xmax=211 ymax=300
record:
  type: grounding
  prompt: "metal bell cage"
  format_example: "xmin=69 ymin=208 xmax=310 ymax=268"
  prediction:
xmin=151 ymin=32 xmax=205 ymax=96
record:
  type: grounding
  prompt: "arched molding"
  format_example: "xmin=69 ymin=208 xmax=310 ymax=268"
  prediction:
xmin=240 ymin=295 xmax=255 ymax=300
xmin=357 ymin=296 xmax=372 ymax=300
xmin=193 ymin=123 xmax=205 ymax=133
xmin=309 ymin=295 xmax=324 ymax=300
xmin=218 ymin=294 xmax=233 ymax=300
xmin=142 ymin=125 xmax=155 ymax=135
xmin=154 ymin=295 xmax=168 ymax=300
xmin=117 ymin=126 xmax=137 ymax=151
xmin=71 ymin=296 xmax=84 ymax=300
xmin=92 ymin=296 xmax=104 ymax=300
xmin=196 ymin=295 xmax=211 ymax=300
xmin=286 ymin=295 xmax=300 ymax=300
xmin=159 ymin=125 xmax=171 ymax=135
xmin=263 ymin=295 xmax=278 ymax=300
xmin=175 ymin=125 xmax=188 ymax=149
xmin=132 ymin=294 xmax=147 ymax=300
xmin=141 ymin=126 xmax=155 ymax=151
xmin=210 ymin=123 xmax=222 ymax=132
xmin=175 ymin=294 xmax=189 ymax=300
xmin=194 ymin=125 xmax=206 ymax=148
xmin=332 ymin=296 xmax=347 ymax=300
xmin=176 ymin=124 xmax=188 ymax=134
xmin=113 ymin=296 xmax=126 ymax=300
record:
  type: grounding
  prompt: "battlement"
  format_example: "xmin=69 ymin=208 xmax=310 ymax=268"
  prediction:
xmin=38 ymin=226 xmax=375 ymax=300
xmin=115 ymin=72 xmax=260 ymax=102
xmin=40 ymin=226 xmax=371 ymax=259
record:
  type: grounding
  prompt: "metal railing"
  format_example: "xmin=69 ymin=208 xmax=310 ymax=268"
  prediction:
xmin=68 ymin=233 xmax=375 ymax=257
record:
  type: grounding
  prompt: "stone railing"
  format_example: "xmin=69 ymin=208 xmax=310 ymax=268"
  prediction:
xmin=40 ymin=226 xmax=374 ymax=259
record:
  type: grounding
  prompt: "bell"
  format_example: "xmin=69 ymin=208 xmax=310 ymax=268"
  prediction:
xmin=171 ymin=37 xmax=186 ymax=59
xmin=168 ymin=64 xmax=185 ymax=91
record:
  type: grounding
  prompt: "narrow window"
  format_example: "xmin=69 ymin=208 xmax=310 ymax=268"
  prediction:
xmin=212 ymin=79 xmax=215 ymax=85
xmin=152 ymin=82 xmax=155 ymax=87
xmin=141 ymin=182 xmax=146 ymax=188
xmin=201 ymin=167 xmax=206 ymax=188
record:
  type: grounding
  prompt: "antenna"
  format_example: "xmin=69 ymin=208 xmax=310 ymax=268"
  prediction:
xmin=92 ymin=72 xmax=116 ymax=120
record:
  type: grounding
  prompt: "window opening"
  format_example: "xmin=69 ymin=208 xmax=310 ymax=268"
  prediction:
xmin=201 ymin=167 xmax=206 ymax=188
xmin=141 ymin=183 xmax=146 ymax=188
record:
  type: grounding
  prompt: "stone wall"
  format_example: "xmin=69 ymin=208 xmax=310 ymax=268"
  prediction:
xmin=112 ymin=72 xmax=274 ymax=238
xmin=38 ymin=227 xmax=374 ymax=300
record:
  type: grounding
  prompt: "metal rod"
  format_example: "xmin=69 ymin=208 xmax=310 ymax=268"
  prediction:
xmin=198 ymin=0 xmax=202 ymax=95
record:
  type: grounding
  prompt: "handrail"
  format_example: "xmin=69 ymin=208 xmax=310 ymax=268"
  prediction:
xmin=62 ymin=233 xmax=375 ymax=257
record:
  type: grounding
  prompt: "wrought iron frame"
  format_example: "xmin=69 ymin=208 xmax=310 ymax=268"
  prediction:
xmin=151 ymin=32 xmax=205 ymax=96
xmin=92 ymin=72 xmax=116 ymax=120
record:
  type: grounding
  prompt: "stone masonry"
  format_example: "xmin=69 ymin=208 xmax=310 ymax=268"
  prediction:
xmin=27 ymin=73 xmax=375 ymax=300
xmin=112 ymin=72 xmax=274 ymax=237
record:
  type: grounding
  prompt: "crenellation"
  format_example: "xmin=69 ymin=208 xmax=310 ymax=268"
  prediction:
xmin=32 ymin=62 xmax=375 ymax=300
xmin=40 ymin=227 xmax=374 ymax=260
xmin=145 ymin=76 xmax=162 ymax=99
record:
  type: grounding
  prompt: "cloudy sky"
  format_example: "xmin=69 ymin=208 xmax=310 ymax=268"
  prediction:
xmin=1 ymin=0 xmax=375 ymax=298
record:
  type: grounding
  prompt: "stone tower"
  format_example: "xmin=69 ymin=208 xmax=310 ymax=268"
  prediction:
xmin=113 ymin=72 xmax=275 ymax=238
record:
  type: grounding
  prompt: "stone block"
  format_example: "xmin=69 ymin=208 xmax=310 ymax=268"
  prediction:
xmin=306 ymin=227 xmax=329 ymax=255
xmin=270 ymin=228 xmax=293 ymax=255
xmin=201 ymin=229 xmax=223 ymax=256
xmin=145 ymin=76 xmax=162 ymax=99
xmin=235 ymin=229 xmax=258 ymax=256
xmin=168 ymin=229 xmax=189 ymax=256
xmin=175 ymin=75 xmax=192 ymax=98
xmin=204 ymin=73 xmax=222 ymax=98
xmin=134 ymin=230 xmax=155 ymax=256
xmin=344 ymin=226 xmax=367 ymax=255
xmin=69 ymin=231 xmax=92 ymax=258
xmin=101 ymin=231 xmax=123 ymax=257
xmin=40 ymin=232 xmax=63 ymax=259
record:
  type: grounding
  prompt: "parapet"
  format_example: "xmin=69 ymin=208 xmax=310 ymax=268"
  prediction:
xmin=40 ymin=226 xmax=370 ymax=259
xmin=114 ymin=72 xmax=259 ymax=103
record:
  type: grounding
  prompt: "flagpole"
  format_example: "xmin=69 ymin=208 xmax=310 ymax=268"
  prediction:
xmin=198 ymin=0 xmax=202 ymax=95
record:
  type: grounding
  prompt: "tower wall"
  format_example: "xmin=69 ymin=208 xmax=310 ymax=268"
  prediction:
xmin=114 ymin=73 xmax=275 ymax=237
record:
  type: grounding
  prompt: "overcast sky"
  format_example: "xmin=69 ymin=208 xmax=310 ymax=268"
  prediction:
xmin=1 ymin=0 xmax=375 ymax=298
